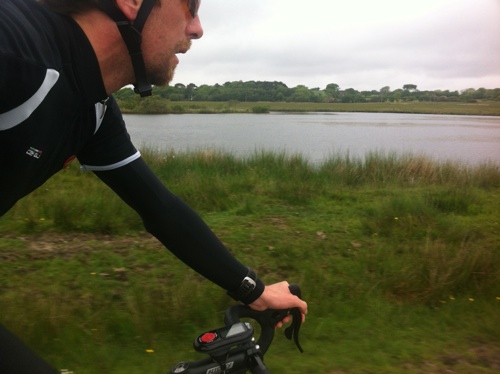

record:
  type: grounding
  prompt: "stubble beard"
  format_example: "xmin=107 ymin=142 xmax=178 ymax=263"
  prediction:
xmin=146 ymin=59 xmax=176 ymax=86
xmin=147 ymin=40 xmax=192 ymax=86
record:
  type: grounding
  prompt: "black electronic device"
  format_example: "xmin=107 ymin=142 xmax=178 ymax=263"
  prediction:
xmin=194 ymin=322 xmax=254 ymax=355
xmin=169 ymin=284 xmax=304 ymax=374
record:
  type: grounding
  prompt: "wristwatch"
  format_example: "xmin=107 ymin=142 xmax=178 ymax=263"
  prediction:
xmin=227 ymin=268 xmax=258 ymax=302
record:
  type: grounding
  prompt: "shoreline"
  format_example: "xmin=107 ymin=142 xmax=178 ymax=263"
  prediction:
xmin=119 ymin=100 xmax=500 ymax=116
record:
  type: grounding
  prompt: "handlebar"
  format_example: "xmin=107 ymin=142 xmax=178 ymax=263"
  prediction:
xmin=224 ymin=284 xmax=303 ymax=356
xmin=168 ymin=284 xmax=303 ymax=374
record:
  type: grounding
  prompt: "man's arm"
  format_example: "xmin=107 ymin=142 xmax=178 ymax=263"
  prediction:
xmin=94 ymin=157 xmax=307 ymax=317
xmin=93 ymin=157 xmax=265 ymax=303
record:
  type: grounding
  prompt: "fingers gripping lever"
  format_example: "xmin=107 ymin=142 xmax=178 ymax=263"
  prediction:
xmin=223 ymin=284 xmax=304 ymax=355
xmin=284 ymin=284 xmax=304 ymax=353
xmin=284 ymin=308 xmax=304 ymax=353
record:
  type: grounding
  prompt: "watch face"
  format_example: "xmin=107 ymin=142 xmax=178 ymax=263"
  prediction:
xmin=244 ymin=277 xmax=256 ymax=289
xmin=227 ymin=272 xmax=258 ymax=301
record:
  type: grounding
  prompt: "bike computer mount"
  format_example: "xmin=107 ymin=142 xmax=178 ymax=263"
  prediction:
xmin=194 ymin=322 xmax=254 ymax=356
xmin=169 ymin=285 xmax=304 ymax=374
xmin=185 ymin=322 xmax=256 ymax=373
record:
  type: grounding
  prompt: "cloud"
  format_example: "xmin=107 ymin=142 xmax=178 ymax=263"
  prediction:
xmin=173 ymin=0 xmax=500 ymax=91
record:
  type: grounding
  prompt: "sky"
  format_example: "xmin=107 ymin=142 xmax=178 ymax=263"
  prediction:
xmin=172 ymin=0 xmax=500 ymax=92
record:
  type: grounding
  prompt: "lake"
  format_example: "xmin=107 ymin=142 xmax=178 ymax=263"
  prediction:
xmin=123 ymin=112 xmax=500 ymax=165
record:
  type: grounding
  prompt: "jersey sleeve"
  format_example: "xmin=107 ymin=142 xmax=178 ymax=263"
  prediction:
xmin=93 ymin=158 xmax=265 ymax=303
xmin=77 ymin=96 xmax=140 ymax=171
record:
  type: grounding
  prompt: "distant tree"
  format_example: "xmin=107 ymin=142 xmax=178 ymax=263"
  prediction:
xmin=274 ymin=83 xmax=290 ymax=102
xmin=114 ymin=87 xmax=135 ymax=100
xmin=192 ymin=84 xmax=211 ymax=101
xmin=119 ymin=80 xmax=500 ymax=105
xmin=185 ymin=83 xmax=197 ymax=100
xmin=391 ymin=89 xmax=403 ymax=102
xmin=325 ymin=83 xmax=340 ymax=91
xmin=473 ymin=88 xmax=487 ymax=100
xmin=114 ymin=87 xmax=138 ymax=111
xmin=403 ymin=84 xmax=418 ymax=92
xmin=289 ymin=85 xmax=314 ymax=102
xmin=489 ymin=88 xmax=500 ymax=101
xmin=153 ymin=85 xmax=177 ymax=99
xmin=324 ymin=83 xmax=340 ymax=102
xmin=380 ymin=86 xmax=391 ymax=101
xmin=460 ymin=88 xmax=477 ymax=102
xmin=461 ymin=88 xmax=476 ymax=95
xmin=341 ymin=88 xmax=363 ymax=103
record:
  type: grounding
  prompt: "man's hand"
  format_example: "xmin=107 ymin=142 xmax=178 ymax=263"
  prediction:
xmin=249 ymin=281 xmax=308 ymax=328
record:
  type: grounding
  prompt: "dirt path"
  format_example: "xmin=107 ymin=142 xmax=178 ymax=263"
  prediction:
xmin=0 ymin=232 xmax=162 ymax=261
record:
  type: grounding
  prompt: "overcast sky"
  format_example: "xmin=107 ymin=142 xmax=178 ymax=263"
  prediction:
xmin=172 ymin=0 xmax=500 ymax=92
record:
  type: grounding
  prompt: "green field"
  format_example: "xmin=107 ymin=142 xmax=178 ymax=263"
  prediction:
xmin=119 ymin=100 xmax=500 ymax=116
xmin=1 ymin=150 xmax=499 ymax=373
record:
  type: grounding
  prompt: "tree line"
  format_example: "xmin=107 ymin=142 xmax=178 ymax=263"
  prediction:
xmin=114 ymin=81 xmax=500 ymax=109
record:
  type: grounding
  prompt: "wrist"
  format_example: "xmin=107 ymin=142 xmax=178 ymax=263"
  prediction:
xmin=227 ymin=268 xmax=265 ymax=305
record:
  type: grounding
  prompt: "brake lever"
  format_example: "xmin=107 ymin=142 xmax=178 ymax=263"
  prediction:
xmin=284 ymin=307 xmax=304 ymax=353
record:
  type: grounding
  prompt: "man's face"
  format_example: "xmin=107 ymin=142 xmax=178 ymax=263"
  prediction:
xmin=141 ymin=0 xmax=203 ymax=85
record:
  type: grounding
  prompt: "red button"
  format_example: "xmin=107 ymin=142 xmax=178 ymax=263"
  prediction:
xmin=201 ymin=332 xmax=217 ymax=343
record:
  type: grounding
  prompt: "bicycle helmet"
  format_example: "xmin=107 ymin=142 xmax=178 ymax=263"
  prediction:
xmin=98 ymin=0 xmax=157 ymax=97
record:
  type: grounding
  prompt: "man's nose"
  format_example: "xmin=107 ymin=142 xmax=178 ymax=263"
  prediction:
xmin=188 ymin=16 xmax=203 ymax=39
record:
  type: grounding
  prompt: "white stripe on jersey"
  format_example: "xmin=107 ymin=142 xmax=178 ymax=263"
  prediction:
xmin=0 ymin=69 xmax=59 ymax=131
xmin=80 ymin=151 xmax=142 ymax=171
xmin=94 ymin=98 xmax=108 ymax=134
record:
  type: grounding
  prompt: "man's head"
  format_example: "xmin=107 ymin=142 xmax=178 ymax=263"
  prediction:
xmin=134 ymin=0 xmax=203 ymax=88
xmin=39 ymin=0 xmax=199 ymax=17
xmin=40 ymin=0 xmax=203 ymax=93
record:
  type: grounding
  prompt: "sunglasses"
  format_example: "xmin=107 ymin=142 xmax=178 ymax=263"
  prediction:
xmin=188 ymin=0 xmax=199 ymax=18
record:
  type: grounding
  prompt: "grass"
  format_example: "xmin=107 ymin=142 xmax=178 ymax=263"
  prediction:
xmin=120 ymin=100 xmax=500 ymax=116
xmin=0 ymin=150 xmax=499 ymax=373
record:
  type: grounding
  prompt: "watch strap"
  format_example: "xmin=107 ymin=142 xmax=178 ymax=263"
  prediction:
xmin=227 ymin=268 xmax=264 ymax=304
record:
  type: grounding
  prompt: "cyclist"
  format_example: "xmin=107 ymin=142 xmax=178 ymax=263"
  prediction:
xmin=0 ymin=0 xmax=308 ymax=372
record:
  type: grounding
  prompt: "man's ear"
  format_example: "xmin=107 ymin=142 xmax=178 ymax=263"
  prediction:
xmin=114 ymin=0 xmax=143 ymax=21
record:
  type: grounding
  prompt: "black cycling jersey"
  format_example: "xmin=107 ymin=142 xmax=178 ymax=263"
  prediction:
xmin=0 ymin=0 xmax=264 ymax=298
xmin=0 ymin=0 xmax=138 ymax=214
xmin=1 ymin=1 xmax=266 ymax=371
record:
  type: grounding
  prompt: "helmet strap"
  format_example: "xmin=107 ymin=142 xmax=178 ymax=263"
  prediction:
xmin=98 ymin=0 xmax=157 ymax=97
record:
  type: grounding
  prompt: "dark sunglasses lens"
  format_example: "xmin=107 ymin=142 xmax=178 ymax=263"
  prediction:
xmin=189 ymin=0 xmax=198 ymax=17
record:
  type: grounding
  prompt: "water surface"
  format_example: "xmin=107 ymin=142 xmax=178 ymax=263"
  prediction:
xmin=124 ymin=112 xmax=500 ymax=165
